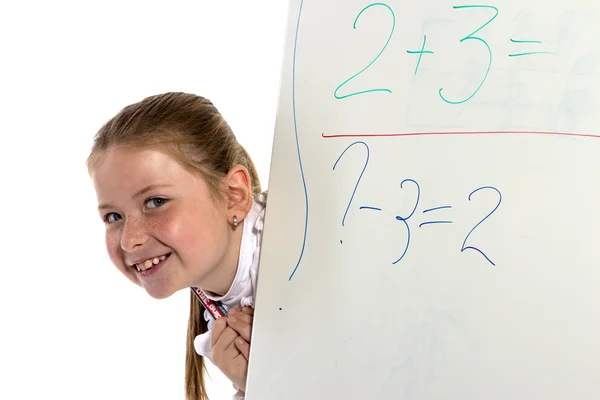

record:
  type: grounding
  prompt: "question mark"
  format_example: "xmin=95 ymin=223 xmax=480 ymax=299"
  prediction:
xmin=332 ymin=141 xmax=370 ymax=244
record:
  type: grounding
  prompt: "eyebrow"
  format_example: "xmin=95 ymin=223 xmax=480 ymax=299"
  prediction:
xmin=97 ymin=183 xmax=174 ymax=211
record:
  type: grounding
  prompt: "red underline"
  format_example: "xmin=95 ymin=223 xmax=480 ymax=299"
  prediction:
xmin=321 ymin=131 xmax=600 ymax=139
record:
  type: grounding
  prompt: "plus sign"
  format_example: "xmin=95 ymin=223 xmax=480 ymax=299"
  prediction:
xmin=407 ymin=35 xmax=434 ymax=75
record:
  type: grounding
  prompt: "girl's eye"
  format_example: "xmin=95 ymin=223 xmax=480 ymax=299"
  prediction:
xmin=104 ymin=213 xmax=122 ymax=224
xmin=146 ymin=197 xmax=167 ymax=209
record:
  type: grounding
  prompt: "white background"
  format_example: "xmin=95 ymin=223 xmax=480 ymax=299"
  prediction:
xmin=0 ymin=1 xmax=288 ymax=399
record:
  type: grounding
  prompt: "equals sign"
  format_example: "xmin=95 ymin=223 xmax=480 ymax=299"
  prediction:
xmin=420 ymin=205 xmax=452 ymax=228
xmin=509 ymin=39 xmax=553 ymax=57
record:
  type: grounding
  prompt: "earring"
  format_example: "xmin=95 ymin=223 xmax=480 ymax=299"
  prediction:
xmin=232 ymin=215 xmax=239 ymax=227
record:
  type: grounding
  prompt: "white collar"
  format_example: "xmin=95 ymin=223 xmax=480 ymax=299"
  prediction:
xmin=193 ymin=192 xmax=267 ymax=359
xmin=204 ymin=192 xmax=267 ymax=309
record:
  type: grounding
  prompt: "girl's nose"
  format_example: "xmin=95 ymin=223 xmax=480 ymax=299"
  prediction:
xmin=120 ymin=216 xmax=149 ymax=252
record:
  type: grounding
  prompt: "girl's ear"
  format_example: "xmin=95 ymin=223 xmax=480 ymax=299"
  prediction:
xmin=223 ymin=165 xmax=253 ymax=224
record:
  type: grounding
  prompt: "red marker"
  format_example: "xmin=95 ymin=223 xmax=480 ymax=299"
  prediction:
xmin=191 ymin=287 xmax=227 ymax=320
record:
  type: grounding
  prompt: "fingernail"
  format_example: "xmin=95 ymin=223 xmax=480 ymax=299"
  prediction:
xmin=237 ymin=337 xmax=244 ymax=344
xmin=229 ymin=316 xmax=237 ymax=323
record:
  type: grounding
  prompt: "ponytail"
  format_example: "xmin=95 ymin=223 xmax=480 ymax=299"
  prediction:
xmin=185 ymin=291 xmax=210 ymax=400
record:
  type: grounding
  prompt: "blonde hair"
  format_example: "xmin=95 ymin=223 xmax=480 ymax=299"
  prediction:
xmin=87 ymin=92 xmax=262 ymax=400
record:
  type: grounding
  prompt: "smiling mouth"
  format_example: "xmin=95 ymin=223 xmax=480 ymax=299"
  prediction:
xmin=133 ymin=254 xmax=171 ymax=272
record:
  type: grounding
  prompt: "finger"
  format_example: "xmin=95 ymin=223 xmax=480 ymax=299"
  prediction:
xmin=210 ymin=317 xmax=228 ymax=347
xmin=239 ymin=306 xmax=254 ymax=316
xmin=228 ymin=311 xmax=253 ymax=342
xmin=212 ymin=326 xmax=240 ymax=356
xmin=234 ymin=336 xmax=251 ymax=360
xmin=228 ymin=308 xmax=254 ymax=325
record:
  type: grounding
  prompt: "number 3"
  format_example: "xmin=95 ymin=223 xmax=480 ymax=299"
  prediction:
xmin=439 ymin=5 xmax=499 ymax=104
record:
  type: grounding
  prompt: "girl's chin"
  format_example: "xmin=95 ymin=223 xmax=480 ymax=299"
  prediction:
xmin=143 ymin=284 xmax=179 ymax=300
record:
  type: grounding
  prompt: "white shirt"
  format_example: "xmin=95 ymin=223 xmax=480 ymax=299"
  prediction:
xmin=193 ymin=191 xmax=267 ymax=399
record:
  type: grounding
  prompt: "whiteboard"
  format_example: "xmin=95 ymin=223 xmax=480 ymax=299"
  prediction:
xmin=248 ymin=0 xmax=600 ymax=398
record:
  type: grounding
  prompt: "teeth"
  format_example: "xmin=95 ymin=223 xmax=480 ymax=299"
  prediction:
xmin=134 ymin=254 xmax=168 ymax=272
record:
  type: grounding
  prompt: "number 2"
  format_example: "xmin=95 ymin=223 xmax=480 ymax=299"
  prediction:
xmin=334 ymin=3 xmax=395 ymax=99
xmin=461 ymin=186 xmax=501 ymax=266
xmin=439 ymin=5 xmax=499 ymax=104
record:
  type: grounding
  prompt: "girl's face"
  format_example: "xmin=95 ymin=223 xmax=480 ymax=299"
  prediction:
xmin=91 ymin=146 xmax=242 ymax=299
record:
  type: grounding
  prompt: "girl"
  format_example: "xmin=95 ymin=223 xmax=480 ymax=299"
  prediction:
xmin=87 ymin=92 xmax=267 ymax=400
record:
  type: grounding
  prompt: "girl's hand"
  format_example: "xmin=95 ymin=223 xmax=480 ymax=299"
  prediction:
xmin=210 ymin=307 xmax=254 ymax=392
xmin=227 ymin=307 xmax=254 ymax=360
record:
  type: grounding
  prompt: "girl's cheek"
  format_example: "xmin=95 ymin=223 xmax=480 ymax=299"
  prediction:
xmin=105 ymin=233 xmax=122 ymax=265
xmin=104 ymin=229 xmax=140 ymax=285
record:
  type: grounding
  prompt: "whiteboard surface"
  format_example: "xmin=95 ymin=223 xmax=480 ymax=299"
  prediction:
xmin=248 ymin=0 xmax=600 ymax=399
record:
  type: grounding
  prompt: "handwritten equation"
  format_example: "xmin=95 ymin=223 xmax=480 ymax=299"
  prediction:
xmin=333 ymin=3 xmax=554 ymax=105
xmin=334 ymin=141 xmax=502 ymax=266
xmin=286 ymin=0 xmax=584 ymax=281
